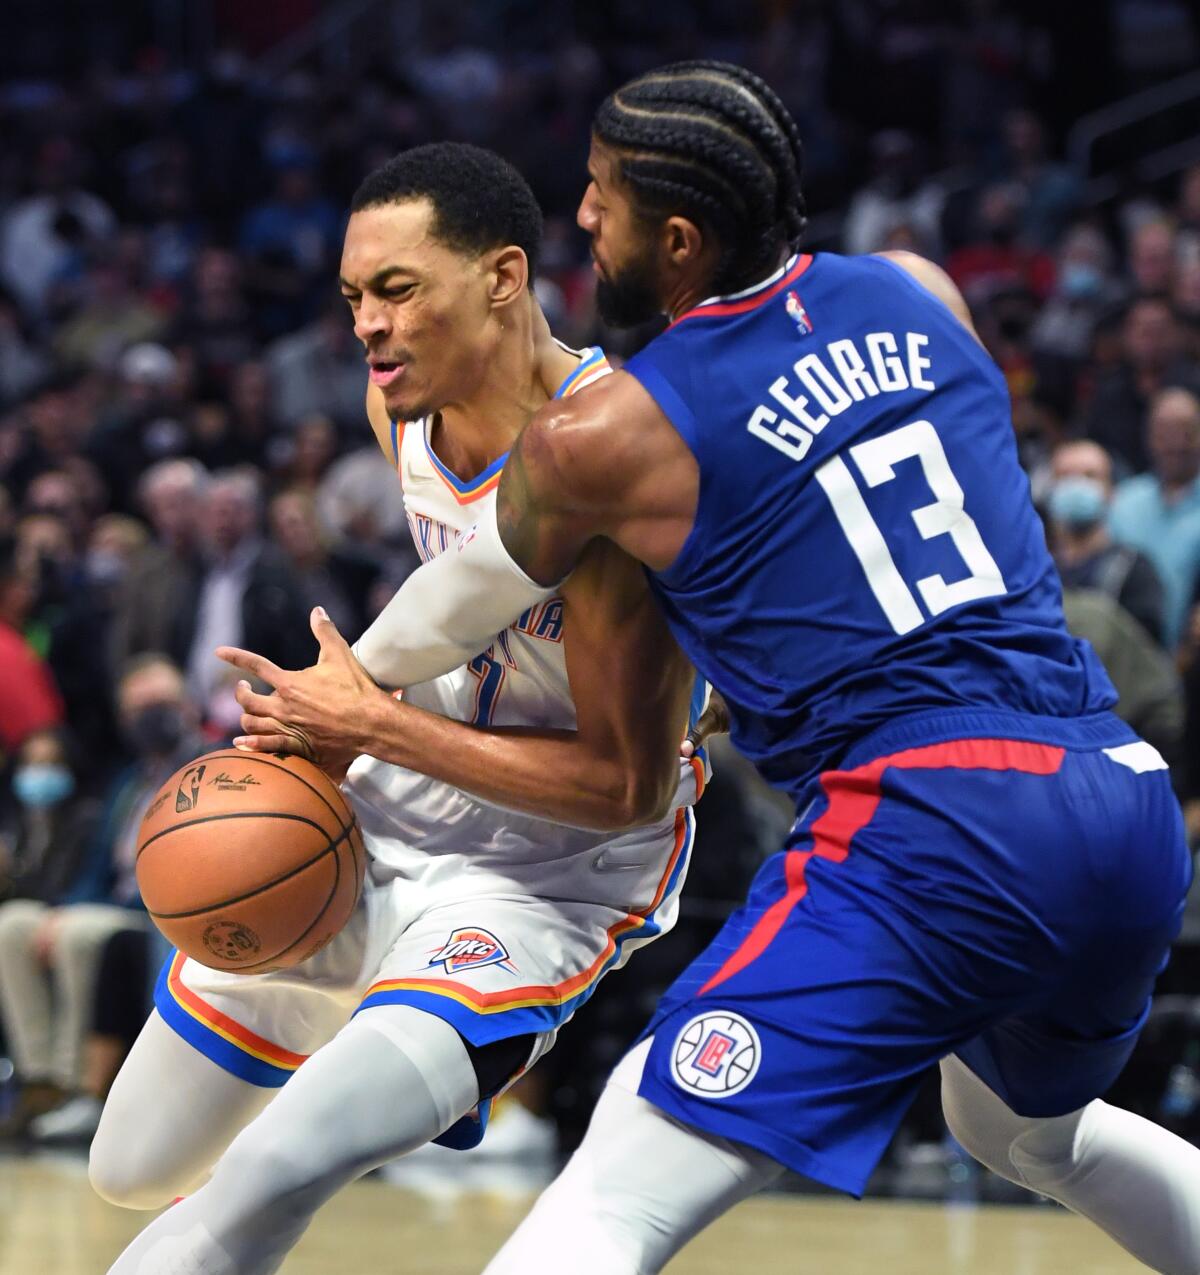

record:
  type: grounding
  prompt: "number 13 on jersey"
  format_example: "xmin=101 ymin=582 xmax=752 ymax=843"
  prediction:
xmin=814 ymin=419 xmax=1007 ymax=635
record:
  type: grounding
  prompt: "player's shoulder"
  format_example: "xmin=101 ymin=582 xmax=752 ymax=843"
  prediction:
xmin=872 ymin=250 xmax=979 ymax=339
xmin=526 ymin=369 xmax=647 ymax=460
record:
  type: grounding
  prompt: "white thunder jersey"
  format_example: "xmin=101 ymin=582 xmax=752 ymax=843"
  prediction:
xmin=344 ymin=345 xmax=708 ymax=911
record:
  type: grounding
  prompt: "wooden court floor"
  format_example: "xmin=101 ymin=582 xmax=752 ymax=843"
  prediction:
xmin=0 ymin=1155 xmax=1144 ymax=1274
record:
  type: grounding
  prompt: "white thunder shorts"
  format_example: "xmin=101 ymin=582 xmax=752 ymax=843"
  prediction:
xmin=153 ymin=809 xmax=695 ymax=1145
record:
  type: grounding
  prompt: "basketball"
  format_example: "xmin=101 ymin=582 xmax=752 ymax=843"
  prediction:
xmin=135 ymin=750 xmax=366 ymax=975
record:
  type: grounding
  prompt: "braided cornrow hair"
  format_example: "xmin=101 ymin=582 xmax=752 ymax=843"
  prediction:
xmin=594 ymin=60 xmax=807 ymax=294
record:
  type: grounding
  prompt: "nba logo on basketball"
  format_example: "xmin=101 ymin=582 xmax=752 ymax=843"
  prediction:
xmin=671 ymin=1012 xmax=762 ymax=1099
xmin=785 ymin=290 xmax=812 ymax=335
xmin=426 ymin=927 xmax=518 ymax=975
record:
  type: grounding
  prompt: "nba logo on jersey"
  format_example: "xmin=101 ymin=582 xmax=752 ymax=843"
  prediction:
xmin=426 ymin=927 xmax=518 ymax=975
xmin=671 ymin=1012 xmax=762 ymax=1098
xmin=784 ymin=290 xmax=812 ymax=335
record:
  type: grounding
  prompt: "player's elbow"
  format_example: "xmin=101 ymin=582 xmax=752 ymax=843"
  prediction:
xmin=608 ymin=766 xmax=676 ymax=831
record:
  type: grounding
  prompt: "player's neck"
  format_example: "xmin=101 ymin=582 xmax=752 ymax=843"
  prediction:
xmin=665 ymin=247 xmax=791 ymax=321
xmin=433 ymin=301 xmax=577 ymax=476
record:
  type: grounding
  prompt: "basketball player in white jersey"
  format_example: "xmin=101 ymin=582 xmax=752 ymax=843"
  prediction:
xmin=91 ymin=144 xmax=707 ymax=1275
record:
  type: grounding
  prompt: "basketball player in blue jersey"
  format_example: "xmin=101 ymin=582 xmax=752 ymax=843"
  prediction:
xmin=237 ymin=62 xmax=1200 ymax=1273
xmin=93 ymin=145 xmax=708 ymax=1275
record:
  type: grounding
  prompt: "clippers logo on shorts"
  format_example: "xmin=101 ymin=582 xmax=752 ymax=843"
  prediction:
xmin=426 ymin=927 xmax=518 ymax=975
xmin=671 ymin=1012 xmax=761 ymax=1099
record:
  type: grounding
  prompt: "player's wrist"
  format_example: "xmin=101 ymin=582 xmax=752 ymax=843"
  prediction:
xmin=357 ymin=689 xmax=416 ymax=767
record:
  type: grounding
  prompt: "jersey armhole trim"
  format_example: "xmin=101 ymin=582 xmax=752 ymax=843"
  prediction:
xmin=623 ymin=357 xmax=701 ymax=457
xmin=871 ymin=255 xmax=1006 ymax=386
xmin=871 ymin=254 xmax=960 ymax=318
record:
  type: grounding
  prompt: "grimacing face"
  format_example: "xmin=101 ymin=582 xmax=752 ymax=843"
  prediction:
xmin=340 ymin=199 xmax=500 ymax=421
xmin=577 ymin=139 xmax=667 ymax=328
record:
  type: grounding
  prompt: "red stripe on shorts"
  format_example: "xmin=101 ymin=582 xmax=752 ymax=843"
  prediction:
xmin=697 ymin=737 xmax=1065 ymax=995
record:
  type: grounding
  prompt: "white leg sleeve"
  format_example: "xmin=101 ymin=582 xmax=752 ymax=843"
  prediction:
xmin=104 ymin=1005 xmax=478 ymax=1275
xmin=941 ymin=1053 xmax=1200 ymax=1275
xmin=484 ymin=1037 xmax=783 ymax=1275
xmin=90 ymin=1010 xmax=277 ymax=1209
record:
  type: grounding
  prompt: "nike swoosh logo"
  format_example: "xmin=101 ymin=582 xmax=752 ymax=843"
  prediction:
xmin=590 ymin=850 xmax=652 ymax=872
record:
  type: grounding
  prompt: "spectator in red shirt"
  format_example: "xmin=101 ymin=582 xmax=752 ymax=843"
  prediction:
xmin=0 ymin=536 xmax=63 ymax=755
xmin=947 ymin=183 xmax=1056 ymax=306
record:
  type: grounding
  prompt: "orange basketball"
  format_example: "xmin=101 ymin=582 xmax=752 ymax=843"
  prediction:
xmin=136 ymin=750 xmax=366 ymax=975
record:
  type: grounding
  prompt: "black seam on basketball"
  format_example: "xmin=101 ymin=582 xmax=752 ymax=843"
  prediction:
xmin=145 ymin=819 xmax=356 ymax=918
xmin=194 ymin=751 xmax=353 ymax=837
xmin=137 ymin=809 xmax=336 ymax=863
xmin=207 ymin=829 xmax=346 ymax=972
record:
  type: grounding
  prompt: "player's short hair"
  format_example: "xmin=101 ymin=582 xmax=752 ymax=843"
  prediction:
xmin=351 ymin=143 xmax=543 ymax=276
xmin=594 ymin=60 xmax=807 ymax=293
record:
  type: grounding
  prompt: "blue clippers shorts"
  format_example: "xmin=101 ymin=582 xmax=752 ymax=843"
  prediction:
xmin=636 ymin=710 xmax=1192 ymax=1196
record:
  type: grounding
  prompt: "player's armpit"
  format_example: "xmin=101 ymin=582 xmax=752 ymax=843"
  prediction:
xmin=558 ymin=541 xmax=695 ymax=827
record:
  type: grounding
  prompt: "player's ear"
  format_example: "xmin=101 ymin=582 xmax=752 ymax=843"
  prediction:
xmin=663 ymin=215 xmax=705 ymax=270
xmin=488 ymin=245 xmax=529 ymax=313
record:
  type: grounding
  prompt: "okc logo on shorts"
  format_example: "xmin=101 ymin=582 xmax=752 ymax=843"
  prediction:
xmin=671 ymin=1012 xmax=761 ymax=1099
xmin=426 ymin=927 xmax=518 ymax=975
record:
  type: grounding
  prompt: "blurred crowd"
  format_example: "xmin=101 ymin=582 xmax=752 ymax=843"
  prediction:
xmin=2 ymin=0 xmax=1200 ymax=1167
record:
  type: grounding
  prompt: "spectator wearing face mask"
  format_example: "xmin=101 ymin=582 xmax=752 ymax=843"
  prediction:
xmin=1110 ymin=386 xmax=1200 ymax=649
xmin=0 ymin=727 xmax=99 ymax=1136
xmin=0 ymin=654 xmax=203 ymax=1143
xmin=1031 ymin=225 xmax=1126 ymax=364
xmin=1047 ymin=439 xmax=1166 ymax=645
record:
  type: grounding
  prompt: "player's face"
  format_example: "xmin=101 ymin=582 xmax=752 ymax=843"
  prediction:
xmin=339 ymin=200 xmax=494 ymax=420
xmin=578 ymin=139 xmax=665 ymax=328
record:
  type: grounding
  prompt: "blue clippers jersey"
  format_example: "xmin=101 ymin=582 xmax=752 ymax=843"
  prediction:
xmin=624 ymin=252 xmax=1116 ymax=799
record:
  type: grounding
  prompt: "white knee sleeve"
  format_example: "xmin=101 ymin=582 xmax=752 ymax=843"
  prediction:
xmin=941 ymin=1053 xmax=1200 ymax=1275
xmin=484 ymin=1036 xmax=782 ymax=1275
xmin=91 ymin=1011 xmax=276 ymax=1210
xmin=106 ymin=1005 xmax=480 ymax=1275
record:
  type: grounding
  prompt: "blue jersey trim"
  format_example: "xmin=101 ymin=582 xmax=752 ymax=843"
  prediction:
xmin=423 ymin=433 xmax=510 ymax=495
xmin=553 ymin=346 xmax=605 ymax=398
xmin=870 ymin=255 xmax=1008 ymax=394
xmin=153 ymin=957 xmax=293 ymax=1088
xmin=390 ymin=418 xmax=399 ymax=466
xmin=420 ymin=347 xmax=606 ymax=493
xmin=623 ymin=355 xmax=700 ymax=455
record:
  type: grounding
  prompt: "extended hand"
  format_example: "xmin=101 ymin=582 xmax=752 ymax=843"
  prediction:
xmin=217 ymin=607 xmax=382 ymax=772
xmin=681 ymin=689 xmax=730 ymax=758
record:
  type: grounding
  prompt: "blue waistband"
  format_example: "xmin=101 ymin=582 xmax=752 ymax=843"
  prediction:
xmin=839 ymin=708 xmax=1137 ymax=772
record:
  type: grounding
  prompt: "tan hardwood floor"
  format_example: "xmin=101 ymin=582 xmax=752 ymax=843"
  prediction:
xmin=0 ymin=1155 xmax=1143 ymax=1273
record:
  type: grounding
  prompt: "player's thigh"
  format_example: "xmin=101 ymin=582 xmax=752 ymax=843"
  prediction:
xmin=90 ymin=1009 xmax=277 ymax=1208
xmin=954 ymin=746 xmax=1193 ymax=1118
xmin=359 ymin=893 xmax=649 ymax=1075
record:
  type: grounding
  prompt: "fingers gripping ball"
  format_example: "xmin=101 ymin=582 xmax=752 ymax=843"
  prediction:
xmin=136 ymin=751 xmax=366 ymax=974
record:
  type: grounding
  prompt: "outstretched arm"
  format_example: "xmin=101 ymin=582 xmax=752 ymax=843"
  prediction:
xmin=352 ymin=370 xmax=698 ymax=689
xmin=225 ymin=546 xmax=694 ymax=831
